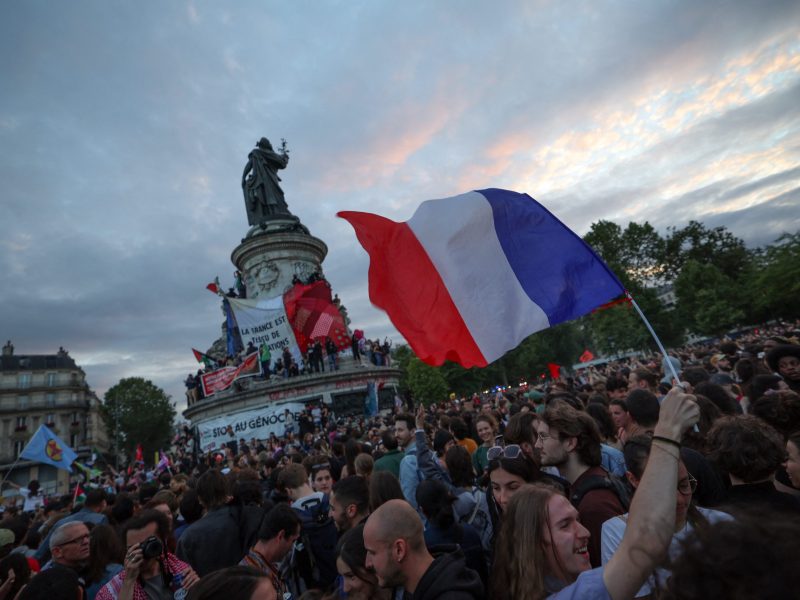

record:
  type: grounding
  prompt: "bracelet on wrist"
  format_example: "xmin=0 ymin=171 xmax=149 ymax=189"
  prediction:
xmin=652 ymin=435 xmax=681 ymax=449
xmin=651 ymin=442 xmax=680 ymax=460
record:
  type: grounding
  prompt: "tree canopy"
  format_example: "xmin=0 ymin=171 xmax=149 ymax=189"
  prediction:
xmin=101 ymin=377 xmax=176 ymax=462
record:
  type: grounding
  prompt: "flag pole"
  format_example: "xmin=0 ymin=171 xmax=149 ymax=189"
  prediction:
xmin=626 ymin=291 xmax=681 ymax=384
xmin=0 ymin=455 xmax=24 ymax=489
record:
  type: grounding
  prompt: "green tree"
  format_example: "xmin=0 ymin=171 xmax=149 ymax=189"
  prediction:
xmin=661 ymin=221 xmax=749 ymax=281
xmin=750 ymin=233 xmax=800 ymax=321
xmin=101 ymin=377 xmax=176 ymax=462
xmin=674 ymin=260 xmax=745 ymax=335
xmin=405 ymin=356 xmax=449 ymax=406
xmin=584 ymin=220 xmax=665 ymax=285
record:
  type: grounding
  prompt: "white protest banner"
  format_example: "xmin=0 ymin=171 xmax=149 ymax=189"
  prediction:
xmin=227 ymin=295 xmax=303 ymax=364
xmin=196 ymin=401 xmax=306 ymax=451
xmin=200 ymin=352 xmax=261 ymax=396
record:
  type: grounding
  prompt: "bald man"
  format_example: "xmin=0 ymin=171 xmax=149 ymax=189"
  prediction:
xmin=363 ymin=499 xmax=483 ymax=600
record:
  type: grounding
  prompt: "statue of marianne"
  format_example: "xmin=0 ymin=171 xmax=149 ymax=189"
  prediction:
xmin=241 ymin=137 xmax=291 ymax=225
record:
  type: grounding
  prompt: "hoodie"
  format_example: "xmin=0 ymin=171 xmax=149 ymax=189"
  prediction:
xmin=412 ymin=549 xmax=484 ymax=600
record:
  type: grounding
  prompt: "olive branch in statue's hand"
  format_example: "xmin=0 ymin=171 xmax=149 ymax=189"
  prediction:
xmin=280 ymin=138 xmax=289 ymax=156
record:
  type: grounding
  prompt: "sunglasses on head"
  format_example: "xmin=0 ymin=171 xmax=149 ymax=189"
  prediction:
xmin=311 ymin=462 xmax=331 ymax=473
xmin=487 ymin=444 xmax=523 ymax=461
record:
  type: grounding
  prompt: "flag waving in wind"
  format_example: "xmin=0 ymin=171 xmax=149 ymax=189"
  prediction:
xmin=338 ymin=188 xmax=624 ymax=367
xmin=20 ymin=425 xmax=78 ymax=472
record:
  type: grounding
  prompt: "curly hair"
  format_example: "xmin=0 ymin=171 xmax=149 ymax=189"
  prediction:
xmin=707 ymin=415 xmax=784 ymax=482
xmin=663 ymin=515 xmax=800 ymax=599
xmin=750 ymin=390 xmax=800 ymax=437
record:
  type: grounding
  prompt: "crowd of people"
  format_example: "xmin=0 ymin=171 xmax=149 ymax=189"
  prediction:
xmin=184 ymin=329 xmax=394 ymax=406
xmin=2 ymin=323 xmax=799 ymax=599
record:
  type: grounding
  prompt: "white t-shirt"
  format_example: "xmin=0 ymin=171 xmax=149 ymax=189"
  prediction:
xmin=600 ymin=506 xmax=732 ymax=597
xmin=19 ymin=488 xmax=43 ymax=512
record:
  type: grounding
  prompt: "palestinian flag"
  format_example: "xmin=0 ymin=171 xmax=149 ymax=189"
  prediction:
xmin=192 ymin=348 xmax=215 ymax=368
xmin=73 ymin=483 xmax=86 ymax=504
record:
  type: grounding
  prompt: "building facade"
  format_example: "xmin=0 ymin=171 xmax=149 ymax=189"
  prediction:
xmin=0 ymin=341 xmax=109 ymax=498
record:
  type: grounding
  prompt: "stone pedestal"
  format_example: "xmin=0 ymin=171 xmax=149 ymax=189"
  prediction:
xmin=232 ymin=216 xmax=328 ymax=300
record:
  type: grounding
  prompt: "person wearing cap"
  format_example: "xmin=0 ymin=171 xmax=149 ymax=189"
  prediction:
xmin=766 ymin=344 xmax=800 ymax=393
xmin=710 ymin=353 xmax=734 ymax=374
xmin=0 ymin=528 xmax=14 ymax=559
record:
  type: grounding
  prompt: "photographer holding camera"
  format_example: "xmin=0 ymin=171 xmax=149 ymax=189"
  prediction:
xmin=96 ymin=510 xmax=199 ymax=600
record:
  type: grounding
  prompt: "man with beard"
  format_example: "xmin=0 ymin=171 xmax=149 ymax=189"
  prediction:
xmin=363 ymin=500 xmax=483 ymax=599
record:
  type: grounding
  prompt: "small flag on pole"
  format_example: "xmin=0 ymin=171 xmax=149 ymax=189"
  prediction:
xmin=579 ymin=349 xmax=595 ymax=363
xmin=73 ymin=482 xmax=86 ymax=504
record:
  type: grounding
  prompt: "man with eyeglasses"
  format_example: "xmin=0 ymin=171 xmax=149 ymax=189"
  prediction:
xmin=47 ymin=521 xmax=91 ymax=582
xmin=36 ymin=489 xmax=108 ymax=563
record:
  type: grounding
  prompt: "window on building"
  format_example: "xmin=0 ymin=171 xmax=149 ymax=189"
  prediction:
xmin=17 ymin=396 xmax=29 ymax=410
xmin=46 ymin=373 xmax=57 ymax=386
xmin=18 ymin=373 xmax=31 ymax=389
xmin=71 ymin=412 xmax=79 ymax=424
xmin=70 ymin=433 xmax=79 ymax=448
xmin=14 ymin=440 xmax=25 ymax=458
xmin=46 ymin=413 xmax=55 ymax=425
xmin=45 ymin=393 xmax=56 ymax=407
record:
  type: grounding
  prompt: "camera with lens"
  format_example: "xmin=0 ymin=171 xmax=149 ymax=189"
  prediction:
xmin=140 ymin=536 xmax=163 ymax=559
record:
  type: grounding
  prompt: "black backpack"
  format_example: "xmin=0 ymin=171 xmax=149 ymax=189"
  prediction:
xmin=284 ymin=496 xmax=338 ymax=595
xmin=569 ymin=474 xmax=632 ymax=511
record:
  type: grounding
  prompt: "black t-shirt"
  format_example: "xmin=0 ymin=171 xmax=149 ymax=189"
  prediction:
xmin=142 ymin=574 xmax=172 ymax=600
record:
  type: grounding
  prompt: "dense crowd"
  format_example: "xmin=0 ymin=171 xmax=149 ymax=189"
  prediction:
xmin=2 ymin=323 xmax=800 ymax=600
xmin=184 ymin=329 xmax=392 ymax=406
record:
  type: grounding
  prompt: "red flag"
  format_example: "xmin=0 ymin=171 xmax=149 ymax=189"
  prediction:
xmin=284 ymin=282 xmax=350 ymax=352
xmin=206 ymin=282 xmax=219 ymax=294
xmin=135 ymin=444 xmax=143 ymax=463
xmin=547 ymin=362 xmax=561 ymax=380
xmin=579 ymin=349 xmax=595 ymax=363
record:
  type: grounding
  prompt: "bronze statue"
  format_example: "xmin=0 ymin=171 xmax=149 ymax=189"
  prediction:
xmin=242 ymin=137 xmax=291 ymax=225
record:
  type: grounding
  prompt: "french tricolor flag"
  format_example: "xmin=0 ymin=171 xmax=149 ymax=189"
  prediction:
xmin=338 ymin=188 xmax=624 ymax=368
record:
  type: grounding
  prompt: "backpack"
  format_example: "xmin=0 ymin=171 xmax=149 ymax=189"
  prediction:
xmin=569 ymin=474 xmax=632 ymax=511
xmin=457 ymin=486 xmax=493 ymax=553
xmin=284 ymin=495 xmax=338 ymax=595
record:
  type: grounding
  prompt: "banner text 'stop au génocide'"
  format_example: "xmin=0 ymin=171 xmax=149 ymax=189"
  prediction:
xmin=196 ymin=401 xmax=305 ymax=451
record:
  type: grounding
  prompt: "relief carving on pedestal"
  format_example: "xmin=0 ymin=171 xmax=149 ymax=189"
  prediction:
xmin=293 ymin=261 xmax=315 ymax=281
xmin=251 ymin=260 xmax=281 ymax=295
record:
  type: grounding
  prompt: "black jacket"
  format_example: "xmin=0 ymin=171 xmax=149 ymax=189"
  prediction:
xmin=412 ymin=549 xmax=484 ymax=600
xmin=176 ymin=504 xmax=264 ymax=576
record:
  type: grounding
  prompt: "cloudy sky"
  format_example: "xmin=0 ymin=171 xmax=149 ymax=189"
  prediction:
xmin=2 ymin=1 xmax=799 ymax=413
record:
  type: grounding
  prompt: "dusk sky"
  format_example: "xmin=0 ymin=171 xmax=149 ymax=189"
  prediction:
xmin=2 ymin=1 xmax=799 ymax=414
